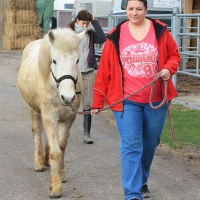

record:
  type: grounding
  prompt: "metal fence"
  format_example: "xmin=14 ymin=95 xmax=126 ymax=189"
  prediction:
xmin=95 ymin=7 xmax=200 ymax=87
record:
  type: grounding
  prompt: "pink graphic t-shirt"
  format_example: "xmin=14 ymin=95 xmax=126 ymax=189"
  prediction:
xmin=119 ymin=20 xmax=162 ymax=103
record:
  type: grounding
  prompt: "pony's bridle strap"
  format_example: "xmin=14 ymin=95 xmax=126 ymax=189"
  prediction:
xmin=50 ymin=68 xmax=77 ymax=88
xmin=53 ymin=69 xmax=76 ymax=83
xmin=50 ymin=59 xmax=80 ymax=94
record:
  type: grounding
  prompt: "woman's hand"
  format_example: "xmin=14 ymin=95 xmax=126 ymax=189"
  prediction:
xmin=160 ymin=68 xmax=171 ymax=80
xmin=91 ymin=13 xmax=95 ymax=21
xmin=91 ymin=109 xmax=99 ymax=115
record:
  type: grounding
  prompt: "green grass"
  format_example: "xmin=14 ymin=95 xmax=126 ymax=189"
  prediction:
xmin=161 ymin=103 xmax=200 ymax=149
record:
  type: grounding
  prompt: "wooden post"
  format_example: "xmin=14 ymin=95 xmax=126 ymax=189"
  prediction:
xmin=183 ymin=0 xmax=193 ymax=49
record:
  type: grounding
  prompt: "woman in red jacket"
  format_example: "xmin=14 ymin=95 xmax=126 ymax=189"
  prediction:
xmin=91 ymin=0 xmax=180 ymax=200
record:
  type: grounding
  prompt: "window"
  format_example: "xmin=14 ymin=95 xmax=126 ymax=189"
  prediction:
xmin=64 ymin=4 xmax=74 ymax=9
xmin=80 ymin=3 xmax=93 ymax=13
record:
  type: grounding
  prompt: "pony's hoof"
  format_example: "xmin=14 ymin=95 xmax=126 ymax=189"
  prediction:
xmin=62 ymin=177 xmax=67 ymax=183
xmin=49 ymin=191 xmax=61 ymax=198
xmin=49 ymin=184 xmax=62 ymax=198
xmin=34 ymin=166 xmax=45 ymax=172
xmin=44 ymin=161 xmax=50 ymax=167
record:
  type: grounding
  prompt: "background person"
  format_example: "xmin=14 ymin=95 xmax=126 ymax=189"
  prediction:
xmin=69 ymin=10 xmax=106 ymax=144
xmin=91 ymin=0 xmax=180 ymax=199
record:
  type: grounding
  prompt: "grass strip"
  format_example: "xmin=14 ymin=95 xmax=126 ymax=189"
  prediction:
xmin=161 ymin=103 xmax=200 ymax=149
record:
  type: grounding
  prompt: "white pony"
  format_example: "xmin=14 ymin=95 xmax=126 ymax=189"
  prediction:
xmin=17 ymin=28 xmax=86 ymax=198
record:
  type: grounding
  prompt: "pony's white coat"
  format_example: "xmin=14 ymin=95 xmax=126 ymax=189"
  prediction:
xmin=17 ymin=28 xmax=85 ymax=198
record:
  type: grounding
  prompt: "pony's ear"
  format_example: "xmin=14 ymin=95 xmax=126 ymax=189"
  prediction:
xmin=48 ymin=30 xmax=55 ymax=43
xmin=77 ymin=30 xmax=87 ymax=43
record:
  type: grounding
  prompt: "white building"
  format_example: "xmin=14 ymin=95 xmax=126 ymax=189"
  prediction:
xmin=74 ymin=0 xmax=112 ymax=16
xmin=54 ymin=0 xmax=74 ymax=11
xmin=53 ymin=0 xmax=75 ymax=28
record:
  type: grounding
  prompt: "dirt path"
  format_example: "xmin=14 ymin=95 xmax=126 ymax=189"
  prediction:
xmin=177 ymin=73 xmax=200 ymax=95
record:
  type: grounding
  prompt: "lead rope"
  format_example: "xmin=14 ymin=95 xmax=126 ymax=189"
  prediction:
xmin=71 ymin=72 xmax=175 ymax=140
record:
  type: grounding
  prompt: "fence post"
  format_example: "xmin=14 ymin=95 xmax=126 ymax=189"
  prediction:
xmin=72 ymin=11 xmax=75 ymax=21
xmin=108 ymin=9 xmax=113 ymax=32
xmin=171 ymin=7 xmax=179 ymax=88
xmin=197 ymin=16 xmax=200 ymax=75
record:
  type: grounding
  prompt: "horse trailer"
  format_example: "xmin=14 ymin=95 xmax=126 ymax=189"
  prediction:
xmin=52 ymin=0 xmax=74 ymax=28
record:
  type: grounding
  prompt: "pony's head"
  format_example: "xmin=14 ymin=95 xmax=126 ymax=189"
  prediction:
xmin=39 ymin=28 xmax=86 ymax=106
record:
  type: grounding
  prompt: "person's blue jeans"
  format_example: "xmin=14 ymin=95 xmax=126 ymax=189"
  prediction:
xmin=113 ymin=100 xmax=169 ymax=200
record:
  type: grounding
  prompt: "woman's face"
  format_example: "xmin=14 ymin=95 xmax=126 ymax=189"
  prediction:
xmin=76 ymin=19 xmax=90 ymax=28
xmin=126 ymin=0 xmax=147 ymax=25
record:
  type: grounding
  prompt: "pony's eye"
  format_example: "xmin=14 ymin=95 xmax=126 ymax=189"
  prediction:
xmin=76 ymin=59 xmax=79 ymax=64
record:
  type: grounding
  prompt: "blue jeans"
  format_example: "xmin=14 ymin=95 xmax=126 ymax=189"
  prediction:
xmin=113 ymin=100 xmax=169 ymax=200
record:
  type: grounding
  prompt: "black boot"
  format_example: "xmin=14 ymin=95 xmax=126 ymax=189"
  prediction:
xmin=83 ymin=110 xmax=93 ymax=144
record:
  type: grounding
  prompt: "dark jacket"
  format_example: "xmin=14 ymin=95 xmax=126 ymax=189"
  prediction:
xmin=87 ymin=20 xmax=106 ymax=69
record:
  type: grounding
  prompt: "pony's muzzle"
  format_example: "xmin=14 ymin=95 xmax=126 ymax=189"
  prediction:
xmin=61 ymin=94 xmax=75 ymax=106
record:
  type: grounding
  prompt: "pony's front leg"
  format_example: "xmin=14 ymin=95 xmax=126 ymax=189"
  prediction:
xmin=58 ymin=122 xmax=73 ymax=183
xmin=43 ymin=117 xmax=62 ymax=198
xmin=29 ymin=108 xmax=44 ymax=172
